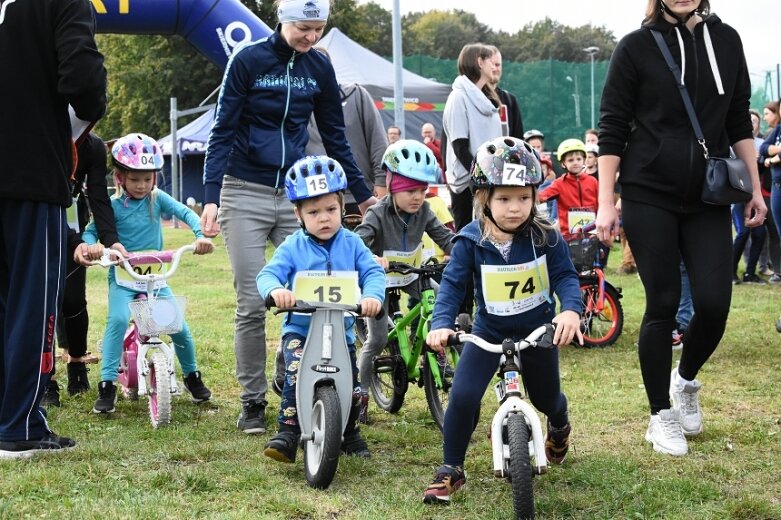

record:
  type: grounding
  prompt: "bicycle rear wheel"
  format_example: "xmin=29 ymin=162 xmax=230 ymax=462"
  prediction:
xmin=507 ymin=414 xmax=535 ymax=519
xmin=579 ymin=277 xmax=623 ymax=347
xmin=422 ymin=346 xmax=459 ymax=432
xmin=370 ymin=338 xmax=407 ymax=413
xmin=148 ymin=351 xmax=171 ymax=428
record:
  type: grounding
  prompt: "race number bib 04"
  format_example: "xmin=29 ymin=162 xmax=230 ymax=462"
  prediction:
xmin=383 ymin=244 xmax=423 ymax=288
xmin=568 ymin=209 xmax=596 ymax=234
xmin=292 ymin=271 xmax=360 ymax=306
xmin=480 ymin=256 xmax=549 ymax=316
xmin=115 ymin=260 xmax=168 ymax=292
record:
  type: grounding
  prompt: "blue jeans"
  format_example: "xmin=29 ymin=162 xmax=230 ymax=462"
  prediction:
xmin=676 ymin=262 xmax=693 ymax=331
xmin=732 ymin=202 xmax=766 ymax=276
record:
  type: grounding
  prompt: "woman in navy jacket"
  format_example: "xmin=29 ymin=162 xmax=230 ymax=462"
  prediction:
xmin=595 ymin=0 xmax=766 ymax=457
xmin=201 ymin=0 xmax=376 ymax=434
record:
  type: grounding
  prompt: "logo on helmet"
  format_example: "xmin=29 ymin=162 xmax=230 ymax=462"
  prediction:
xmin=302 ymin=1 xmax=320 ymax=18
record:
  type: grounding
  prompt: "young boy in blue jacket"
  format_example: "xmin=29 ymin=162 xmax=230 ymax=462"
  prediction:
xmin=257 ymin=155 xmax=385 ymax=463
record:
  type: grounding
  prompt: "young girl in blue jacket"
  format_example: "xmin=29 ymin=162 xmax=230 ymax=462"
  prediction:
xmin=82 ymin=134 xmax=214 ymax=415
xmin=422 ymin=137 xmax=583 ymax=504
xmin=257 ymin=156 xmax=385 ymax=464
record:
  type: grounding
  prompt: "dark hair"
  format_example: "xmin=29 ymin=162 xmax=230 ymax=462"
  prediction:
xmin=642 ymin=0 xmax=710 ymax=26
xmin=457 ymin=43 xmax=500 ymax=107
xmin=765 ymin=100 xmax=780 ymax=116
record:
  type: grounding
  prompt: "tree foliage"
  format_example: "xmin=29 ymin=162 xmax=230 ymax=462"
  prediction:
xmin=94 ymin=4 xmax=618 ymax=140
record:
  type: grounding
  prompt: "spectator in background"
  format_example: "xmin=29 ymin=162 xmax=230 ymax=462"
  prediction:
xmin=584 ymin=128 xmax=599 ymax=146
xmin=387 ymin=125 xmax=401 ymax=144
xmin=420 ymin=123 xmax=444 ymax=175
xmin=585 ymin=143 xmax=599 ymax=180
xmin=759 ymin=103 xmax=781 ymax=282
xmin=487 ymin=46 xmax=524 ymax=139
xmin=760 ymin=100 xmax=781 ymax=285
xmin=0 ymin=0 xmax=107 ymax=459
xmin=523 ymin=129 xmax=546 ymax=157
xmin=307 ymin=79 xmax=388 ymax=206
xmin=442 ymin=42 xmax=501 ymax=230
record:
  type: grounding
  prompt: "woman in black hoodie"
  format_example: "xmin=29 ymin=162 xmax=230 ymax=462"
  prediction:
xmin=594 ymin=0 xmax=766 ymax=457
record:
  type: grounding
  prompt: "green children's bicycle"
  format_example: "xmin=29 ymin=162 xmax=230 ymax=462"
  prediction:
xmin=356 ymin=260 xmax=458 ymax=431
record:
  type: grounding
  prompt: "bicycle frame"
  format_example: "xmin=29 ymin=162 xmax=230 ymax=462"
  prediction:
xmin=386 ymin=265 xmax=443 ymax=385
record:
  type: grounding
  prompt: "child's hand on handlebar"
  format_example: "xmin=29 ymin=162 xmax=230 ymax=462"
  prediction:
xmin=426 ymin=328 xmax=455 ymax=353
xmin=194 ymin=238 xmax=214 ymax=255
xmin=359 ymin=297 xmax=382 ymax=317
xmin=373 ymin=255 xmax=389 ymax=270
xmin=270 ymin=288 xmax=296 ymax=309
xmin=551 ymin=310 xmax=583 ymax=347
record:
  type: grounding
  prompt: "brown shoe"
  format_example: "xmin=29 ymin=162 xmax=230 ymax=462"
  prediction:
xmin=545 ymin=421 xmax=571 ymax=464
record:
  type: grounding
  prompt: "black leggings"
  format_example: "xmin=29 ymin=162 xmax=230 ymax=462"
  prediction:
xmin=59 ymin=250 xmax=89 ymax=359
xmin=622 ymin=200 xmax=732 ymax=413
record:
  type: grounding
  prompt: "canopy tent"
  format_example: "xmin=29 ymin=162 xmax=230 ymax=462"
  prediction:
xmin=157 ymin=29 xmax=453 ymax=202
xmin=317 ymin=28 xmax=451 ymax=140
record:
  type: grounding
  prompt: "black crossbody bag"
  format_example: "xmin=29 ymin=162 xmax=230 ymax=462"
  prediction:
xmin=650 ymin=30 xmax=752 ymax=206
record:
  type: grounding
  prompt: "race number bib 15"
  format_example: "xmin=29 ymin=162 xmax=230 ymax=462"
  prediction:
xmin=115 ymin=258 xmax=168 ymax=292
xmin=383 ymin=244 xmax=423 ymax=288
xmin=568 ymin=209 xmax=596 ymax=234
xmin=292 ymin=270 xmax=360 ymax=306
xmin=480 ymin=256 xmax=549 ymax=316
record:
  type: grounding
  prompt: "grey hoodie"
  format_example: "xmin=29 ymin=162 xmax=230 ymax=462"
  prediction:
xmin=355 ymin=196 xmax=454 ymax=257
xmin=442 ymin=75 xmax=502 ymax=193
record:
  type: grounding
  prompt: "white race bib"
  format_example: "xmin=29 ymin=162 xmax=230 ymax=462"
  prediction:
xmin=568 ymin=209 xmax=596 ymax=234
xmin=292 ymin=270 xmax=361 ymax=306
xmin=480 ymin=256 xmax=549 ymax=316
xmin=114 ymin=255 xmax=168 ymax=292
xmin=383 ymin=244 xmax=423 ymax=288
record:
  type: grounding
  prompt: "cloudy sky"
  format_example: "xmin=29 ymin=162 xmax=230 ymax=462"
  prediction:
xmin=362 ymin=0 xmax=777 ymax=88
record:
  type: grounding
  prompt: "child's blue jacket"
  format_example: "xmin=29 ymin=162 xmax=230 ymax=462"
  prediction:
xmin=431 ymin=220 xmax=582 ymax=343
xmin=257 ymin=227 xmax=385 ymax=343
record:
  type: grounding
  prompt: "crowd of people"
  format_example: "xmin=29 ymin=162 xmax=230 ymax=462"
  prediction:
xmin=3 ymin=0 xmax=779 ymax=514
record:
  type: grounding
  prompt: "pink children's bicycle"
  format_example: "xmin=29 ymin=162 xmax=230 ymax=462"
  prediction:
xmin=96 ymin=244 xmax=194 ymax=427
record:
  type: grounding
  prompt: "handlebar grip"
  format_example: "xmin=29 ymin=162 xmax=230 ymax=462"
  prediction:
xmin=264 ymin=294 xmax=276 ymax=309
xmin=446 ymin=333 xmax=463 ymax=346
xmin=536 ymin=323 xmax=558 ymax=349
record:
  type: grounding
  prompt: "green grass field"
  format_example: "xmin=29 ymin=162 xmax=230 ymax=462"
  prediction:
xmin=1 ymin=228 xmax=780 ymax=519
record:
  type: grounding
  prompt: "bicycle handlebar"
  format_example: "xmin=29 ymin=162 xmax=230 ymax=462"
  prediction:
xmin=446 ymin=324 xmax=556 ymax=353
xmin=94 ymin=244 xmax=196 ymax=281
xmin=387 ymin=260 xmax=446 ymax=276
xmin=264 ymin=294 xmax=385 ymax=319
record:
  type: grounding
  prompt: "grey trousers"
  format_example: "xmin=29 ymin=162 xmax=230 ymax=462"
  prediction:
xmin=219 ymin=175 xmax=298 ymax=403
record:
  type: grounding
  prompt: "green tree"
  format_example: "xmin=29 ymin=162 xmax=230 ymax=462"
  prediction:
xmin=95 ymin=34 xmax=221 ymax=141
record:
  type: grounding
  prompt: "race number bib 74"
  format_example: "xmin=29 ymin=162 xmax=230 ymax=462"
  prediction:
xmin=480 ymin=256 xmax=549 ymax=316
xmin=292 ymin=270 xmax=360 ymax=306
xmin=115 ymin=260 xmax=168 ymax=292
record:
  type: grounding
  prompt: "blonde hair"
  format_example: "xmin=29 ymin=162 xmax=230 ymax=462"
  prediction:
xmin=472 ymin=187 xmax=558 ymax=247
xmin=114 ymin=167 xmax=157 ymax=218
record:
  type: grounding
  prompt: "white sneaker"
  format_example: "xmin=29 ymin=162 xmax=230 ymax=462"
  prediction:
xmin=669 ymin=366 xmax=703 ymax=436
xmin=645 ymin=409 xmax=688 ymax=456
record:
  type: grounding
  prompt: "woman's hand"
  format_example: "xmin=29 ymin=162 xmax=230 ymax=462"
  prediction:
xmin=359 ymin=297 xmax=382 ymax=318
xmin=74 ymin=242 xmax=105 ymax=265
xmin=194 ymin=238 xmax=214 ymax=255
xmin=200 ymin=203 xmax=220 ymax=238
xmin=426 ymin=328 xmax=455 ymax=353
xmin=270 ymin=288 xmax=296 ymax=309
xmin=595 ymin=203 xmax=620 ymax=245
xmin=551 ymin=310 xmax=583 ymax=347
xmin=744 ymin=193 xmax=768 ymax=229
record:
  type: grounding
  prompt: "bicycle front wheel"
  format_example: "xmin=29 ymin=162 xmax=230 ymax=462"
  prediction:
xmin=422 ymin=346 xmax=458 ymax=432
xmin=148 ymin=351 xmax=171 ymax=428
xmin=579 ymin=278 xmax=624 ymax=348
xmin=507 ymin=414 xmax=535 ymax=519
xmin=304 ymin=386 xmax=342 ymax=490
xmin=370 ymin=338 xmax=407 ymax=413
